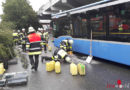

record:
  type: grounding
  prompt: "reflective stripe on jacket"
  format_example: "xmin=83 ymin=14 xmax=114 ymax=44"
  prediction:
xmin=12 ymin=33 xmax=18 ymax=39
xmin=12 ymin=33 xmax=18 ymax=36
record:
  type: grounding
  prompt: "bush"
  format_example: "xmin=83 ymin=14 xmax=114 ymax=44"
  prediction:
xmin=0 ymin=22 xmax=15 ymax=61
xmin=0 ymin=21 xmax=15 ymax=30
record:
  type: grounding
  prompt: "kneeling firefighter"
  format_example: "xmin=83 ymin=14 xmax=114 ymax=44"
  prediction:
xmin=42 ymin=48 xmax=71 ymax=63
xmin=60 ymin=38 xmax=73 ymax=54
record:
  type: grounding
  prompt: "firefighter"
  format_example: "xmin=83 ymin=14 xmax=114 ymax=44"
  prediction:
xmin=17 ymin=30 xmax=21 ymax=45
xmin=60 ymin=38 xmax=73 ymax=54
xmin=118 ymin=24 xmax=123 ymax=32
xmin=26 ymin=27 xmax=42 ymax=71
xmin=40 ymin=28 xmax=48 ymax=53
xmin=12 ymin=30 xmax=19 ymax=45
xmin=118 ymin=22 xmax=129 ymax=32
xmin=42 ymin=48 xmax=71 ymax=63
xmin=17 ymin=30 xmax=23 ymax=45
xmin=36 ymin=28 xmax=47 ymax=53
xmin=44 ymin=31 xmax=49 ymax=44
xmin=21 ymin=28 xmax=27 ymax=52
xmin=37 ymin=28 xmax=42 ymax=35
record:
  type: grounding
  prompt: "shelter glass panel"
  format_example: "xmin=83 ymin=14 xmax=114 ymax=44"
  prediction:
xmin=91 ymin=15 xmax=106 ymax=40
xmin=109 ymin=3 xmax=130 ymax=42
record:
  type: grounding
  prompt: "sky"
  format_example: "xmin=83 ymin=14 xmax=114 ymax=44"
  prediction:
xmin=0 ymin=0 xmax=48 ymax=15
xmin=0 ymin=0 xmax=5 ymax=15
xmin=28 ymin=0 xmax=48 ymax=11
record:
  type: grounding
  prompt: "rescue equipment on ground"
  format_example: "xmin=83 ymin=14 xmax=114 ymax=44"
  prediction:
xmin=70 ymin=63 xmax=78 ymax=75
xmin=0 ymin=79 xmax=6 ymax=87
xmin=0 ymin=63 xmax=5 ymax=75
xmin=55 ymin=61 xmax=61 ymax=74
xmin=2 ymin=71 xmax=28 ymax=86
xmin=46 ymin=60 xmax=55 ymax=71
xmin=77 ymin=63 xmax=86 ymax=75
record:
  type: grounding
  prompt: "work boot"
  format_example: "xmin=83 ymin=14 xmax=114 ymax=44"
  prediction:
xmin=35 ymin=68 xmax=37 ymax=71
xmin=31 ymin=65 xmax=35 ymax=70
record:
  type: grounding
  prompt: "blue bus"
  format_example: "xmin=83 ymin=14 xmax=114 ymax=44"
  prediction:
xmin=52 ymin=0 xmax=130 ymax=66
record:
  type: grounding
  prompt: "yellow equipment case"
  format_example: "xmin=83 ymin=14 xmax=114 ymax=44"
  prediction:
xmin=55 ymin=61 xmax=61 ymax=74
xmin=78 ymin=63 xmax=86 ymax=75
xmin=70 ymin=63 xmax=78 ymax=75
xmin=46 ymin=61 xmax=55 ymax=71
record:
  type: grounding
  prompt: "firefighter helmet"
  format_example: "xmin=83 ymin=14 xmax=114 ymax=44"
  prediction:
xmin=22 ymin=28 xmax=25 ymax=32
xmin=28 ymin=27 xmax=35 ymax=33
xmin=18 ymin=30 xmax=20 ymax=32
xmin=65 ymin=56 xmax=71 ymax=63
xmin=38 ymin=28 xmax=41 ymax=31
xmin=68 ymin=40 xmax=73 ymax=45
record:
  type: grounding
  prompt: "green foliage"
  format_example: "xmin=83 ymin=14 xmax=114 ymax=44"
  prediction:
xmin=0 ymin=0 xmax=42 ymax=60
xmin=2 ymin=0 xmax=41 ymax=30
xmin=0 ymin=21 xmax=16 ymax=30
xmin=0 ymin=29 xmax=15 ymax=60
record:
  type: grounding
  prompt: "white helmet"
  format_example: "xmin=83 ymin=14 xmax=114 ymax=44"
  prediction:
xmin=65 ymin=56 xmax=71 ymax=63
xmin=38 ymin=28 xmax=41 ymax=31
xmin=40 ymin=28 xmax=43 ymax=31
xmin=28 ymin=27 xmax=35 ymax=33
xmin=22 ymin=28 xmax=25 ymax=31
xmin=69 ymin=40 xmax=73 ymax=45
xmin=18 ymin=30 xmax=20 ymax=32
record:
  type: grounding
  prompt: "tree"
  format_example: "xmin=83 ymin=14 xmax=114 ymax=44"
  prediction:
xmin=2 ymin=0 xmax=41 ymax=30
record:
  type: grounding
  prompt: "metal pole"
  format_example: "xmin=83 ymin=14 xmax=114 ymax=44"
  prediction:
xmin=90 ymin=30 xmax=92 ymax=56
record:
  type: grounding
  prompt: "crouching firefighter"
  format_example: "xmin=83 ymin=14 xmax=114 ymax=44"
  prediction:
xmin=42 ymin=48 xmax=71 ymax=63
xmin=60 ymin=38 xmax=73 ymax=55
xmin=26 ymin=27 xmax=42 ymax=71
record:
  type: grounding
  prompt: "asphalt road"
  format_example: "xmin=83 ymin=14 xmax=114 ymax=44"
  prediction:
xmin=5 ymin=37 xmax=130 ymax=90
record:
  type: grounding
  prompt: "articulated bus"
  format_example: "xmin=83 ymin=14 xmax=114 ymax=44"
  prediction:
xmin=52 ymin=0 xmax=130 ymax=66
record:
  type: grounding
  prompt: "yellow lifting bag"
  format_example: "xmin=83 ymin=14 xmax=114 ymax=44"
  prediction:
xmin=55 ymin=61 xmax=61 ymax=74
xmin=46 ymin=61 xmax=55 ymax=71
xmin=78 ymin=63 xmax=86 ymax=75
xmin=0 ymin=63 xmax=5 ymax=75
xmin=70 ymin=63 xmax=78 ymax=75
